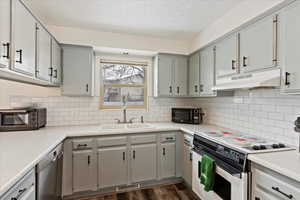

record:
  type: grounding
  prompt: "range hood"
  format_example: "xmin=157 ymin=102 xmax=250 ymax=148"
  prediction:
xmin=212 ymin=68 xmax=281 ymax=91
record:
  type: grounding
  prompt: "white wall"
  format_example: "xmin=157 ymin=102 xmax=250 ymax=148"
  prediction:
xmin=47 ymin=25 xmax=190 ymax=55
xmin=189 ymin=0 xmax=290 ymax=52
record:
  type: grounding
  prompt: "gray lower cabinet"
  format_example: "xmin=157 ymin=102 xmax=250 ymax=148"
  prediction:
xmin=280 ymin=0 xmax=300 ymax=93
xmin=62 ymin=44 xmax=94 ymax=96
xmin=98 ymin=146 xmax=128 ymax=188
xmin=72 ymin=150 xmax=97 ymax=193
xmin=0 ymin=0 xmax=10 ymax=68
xmin=160 ymin=142 xmax=176 ymax=179
xmin=131 ymin=143 xmax=157 ymax=183
xmin=182 ymin=139 xmax=192 ymax=186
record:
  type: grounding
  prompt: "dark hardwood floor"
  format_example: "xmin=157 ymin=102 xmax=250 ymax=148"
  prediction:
xmin=72 ymin=182 xmax=200 ymax=200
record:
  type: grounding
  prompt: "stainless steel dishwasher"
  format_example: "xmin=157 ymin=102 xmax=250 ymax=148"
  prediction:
xmin=36 ymin=143 xmax=63 ymax=200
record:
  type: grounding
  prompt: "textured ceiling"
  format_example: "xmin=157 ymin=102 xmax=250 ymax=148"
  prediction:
xmin=24 ymin=0 xmax=244 ymax=40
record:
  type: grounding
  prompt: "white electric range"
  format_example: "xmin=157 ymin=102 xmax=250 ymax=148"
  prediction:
xmin=191 ymin=130 xmax=294 ymax=200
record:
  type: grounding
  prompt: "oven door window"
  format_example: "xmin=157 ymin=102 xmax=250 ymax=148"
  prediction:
xmin=199 ymin=160 xmax=231 ymax=200
xmin=173 ymin=110 xmax=191 ymax=122
xmin=1 ymin=113 xmax=29 ymax=126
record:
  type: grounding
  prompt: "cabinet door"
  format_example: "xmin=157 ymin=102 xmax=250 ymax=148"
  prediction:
xmin=36 ymin=24 xmax=51 ymax=81
xmin=240 ymin=14 xmax=277 ymax=73
xmin=62 ymin=45 xmax=94 ymax=96
xmin=131 ymin=144 xmax=157 ymax=183
xmin=200 ymin=46 xmax=216 ymax=96
xmin=0 ymin=0 xmax=10 ymax=68
xmin=182 ymin=144 xmax=192 ymax=186
xmin=12 ymin=0 xmax=36 ymax=76
xmin=98 ymin=147 xmax=127 ymax=188
xmin=174 ymin=56 xmax=188 ymax=96
xmin=157 ymin=54 xmax=174 ymax=96
xmin=72 ymin=150 xmax=97 ymax=193
xmin=161 ymin=142 xmax=176 ymax=179
xmin=215 ymin=34 xmax=239 ymax=78
xmin=281 ymin=1 xmax=300 ymax=93
xmin=188 ymin=52 xmax=200 ymax=96
xmin=51 ymin=39 xmax=62 ymax=85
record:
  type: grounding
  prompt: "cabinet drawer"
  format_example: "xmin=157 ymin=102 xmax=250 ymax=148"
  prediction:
xmin=255 ymin=168 xmax=300 ymax=200
xmin=97 ymin=136 xmax=127 ymax=147
xmin=131 ymin=134 xmax=156 ymax=144
xmin=2 ymin=169 xmax=35 ymax=200
xmin=160 ymin=133 xmax=176 ymax=143
xmin=73 ymin=139 xmax=93 ymax=150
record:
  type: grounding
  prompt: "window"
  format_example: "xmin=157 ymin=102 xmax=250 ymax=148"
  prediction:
xmin=100 ymin=60 xmax=147 ymax=109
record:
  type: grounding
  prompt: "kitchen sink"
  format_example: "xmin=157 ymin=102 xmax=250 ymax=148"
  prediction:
xmin=126 ymin=123 xmax=152 ymax=129
xmin=100 ymin=123 xmax=153 ymax=130
xmin=100 ymin=124 xmax=127 ymax=130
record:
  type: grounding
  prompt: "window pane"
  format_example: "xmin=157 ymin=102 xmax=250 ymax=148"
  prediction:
xmin=102 ymin=63 xmax=145 ymax=85
xmin=103 ymin=87 xmax=145 ymax=106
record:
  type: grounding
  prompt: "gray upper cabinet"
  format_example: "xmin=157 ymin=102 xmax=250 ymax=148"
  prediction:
xmin=155 ymin=54 xmax=188 ymax=97
xmin=98 ymin=146 xmax=128 ymax=188
xmin=12 ymin=0 xmax=36 ymax=76
xmin=157 ymin=54 xmax=174 ymax=96
xmin=51 ymin=39 xmax=62 ymax=85
xmin=215 ymin=33 xmax=239 ymax=78
xmin=199 ymin=46 xmax=216 ymax=96
xmin=188 ymin=52 xmax=200 ymax=96
xmin=36 ymin=23 xmax=51 ymax=81
xmin=0 ymin=0 xmax=10 ymax=68
xmin=280 ymin=0 xmax=300 ymax=93
xmin=131 ymin=144 xmax=157 ymax=183
xmin=174 ymin=56 xmax=188 ymax=96
xmin=240 ymin=14 xmax=278 ymax=73
xmin=62 ymin=44 xmax=94 ymax=96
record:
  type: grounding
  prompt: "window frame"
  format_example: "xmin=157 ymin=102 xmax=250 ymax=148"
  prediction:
xmin=99 ymin=60 xmax=148 ymax=110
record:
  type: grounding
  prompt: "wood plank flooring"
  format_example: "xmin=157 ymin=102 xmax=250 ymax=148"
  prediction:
xmin=72 ymin=183 xmax=200 ymax=200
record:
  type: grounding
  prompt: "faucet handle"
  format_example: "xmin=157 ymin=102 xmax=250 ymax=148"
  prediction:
xmin=129 ymin=117 xmax=136 ymax=123
xmin=114 ymin=119 xmax=121 ymax=124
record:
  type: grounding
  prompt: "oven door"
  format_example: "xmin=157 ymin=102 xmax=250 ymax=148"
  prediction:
xmin=172 ymin=109 xmax=192 ymax=123
xmin=0 ymin=110 xmax=30 ymax=129
xmin=192 ymin=151 xmax=248 ymax=200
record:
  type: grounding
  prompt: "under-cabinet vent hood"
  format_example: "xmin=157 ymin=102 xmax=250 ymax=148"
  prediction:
xmin=212 ymin=68 xmax=281 ymax=91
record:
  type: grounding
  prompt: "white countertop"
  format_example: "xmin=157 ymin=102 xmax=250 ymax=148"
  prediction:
xmin=0 ymin=122 xmax=220 ymax=196
xmin=248 ymin=150 xmax=300 ymax=183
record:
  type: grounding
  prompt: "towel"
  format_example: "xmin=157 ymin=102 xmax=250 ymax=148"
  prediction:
xmin=200 ymin=154 xmax=215 ymax=192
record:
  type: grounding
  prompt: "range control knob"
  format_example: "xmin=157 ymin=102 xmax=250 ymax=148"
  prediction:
xmin=260 ymin=145 xmax=267 ymax=150
xmin=278 ymin=143 xmax=286 ymax=148
xmin=272 ymin=144 xmax=279 ymax=149
xmin=252 ymin=145 xmax=260 ymax=150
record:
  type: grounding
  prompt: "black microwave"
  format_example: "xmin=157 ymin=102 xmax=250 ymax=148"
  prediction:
xmin=172 ymin=108 xmax=204 ymax=124
xmin=0 ymin=108 xmax=47 ymax=132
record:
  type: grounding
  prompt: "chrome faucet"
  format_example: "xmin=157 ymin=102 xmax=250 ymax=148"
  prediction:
xmin=114 ymin=95 xmax=135 ymax=124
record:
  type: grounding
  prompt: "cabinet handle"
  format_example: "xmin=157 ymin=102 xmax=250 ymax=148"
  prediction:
xmin=11 ymin=188 xmax=27 ymax=200
xmin=169 ymin=86 xmax=172 ymax=94
xmin=163 ymin=147 xmax=166 ymax=156
xmin=123 ymin=152 xmax=125 ymax=161
xmin=88 ymin=155 xmax=90 ymax=165
xmin=2 ymin=42 xmax=10 ymax=59
xmin=133 ymin=150 xmax=135 ymax=159
xmin=272 ymin=187 xmax=293 ymax=199
xmin=48 ymin=67 xmax=53 ymax=76
xmin=189 ymin=152 xmax=192 ymax=161
xmin=53 ymin=69 xmax=58 ymax=78
xmin=243 ymin=56 xmax=247 ymax=67
xmin=77 ymin=144 xmax=87 ymax=148
xmin=86 ymin=84 xmax=89 ymax=92
xmin=16 ymin=49 xmax=22 ymax=64
xmin=231 ymin=60 xmax=236 ymax=70
xmin=200 ymin=84 xmax=204 ymax=92
xmin=285 ymin=72 xmax=291 ymax=86
xmin=194 ymin=85 xmax=198 ymax=93
xmin=177 ymin=86 xmax=179 ymax=94
xmin=273 ymin=14 xmax=278 ymax=66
